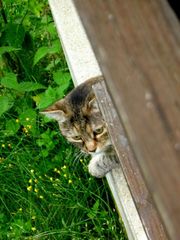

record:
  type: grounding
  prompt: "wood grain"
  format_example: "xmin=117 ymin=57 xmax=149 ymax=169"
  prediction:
xmin=73 ymin=0 xmax=180 ymax=239
xmin=93 ymin=81 xmax=168 ymax=240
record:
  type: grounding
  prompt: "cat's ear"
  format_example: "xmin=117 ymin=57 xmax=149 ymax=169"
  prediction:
xmin=88 ymin=96 xmax=99 ymax=113
xmin=40 ymin=109 xmax=66 ymax=122
xmin=40 ymin=100 xmax=67 ymax=122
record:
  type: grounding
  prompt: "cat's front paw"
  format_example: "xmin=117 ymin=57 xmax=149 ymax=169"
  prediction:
xmin=88 ymin=153 xmax=119 ymax=178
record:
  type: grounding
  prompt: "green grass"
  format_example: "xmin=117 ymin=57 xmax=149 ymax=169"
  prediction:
xmin=0 ymin=123 xmax=127 ymax=239
xmin=0 ymin=0 xmax=127 ymax=239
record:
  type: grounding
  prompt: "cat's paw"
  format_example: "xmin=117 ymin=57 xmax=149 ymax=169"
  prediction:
xmin=88 ymin=153 xmax=119 ymax=178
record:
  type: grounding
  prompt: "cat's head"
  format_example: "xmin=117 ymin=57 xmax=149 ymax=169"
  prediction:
xmin=41 ymin=85 xmax=110 ymax=154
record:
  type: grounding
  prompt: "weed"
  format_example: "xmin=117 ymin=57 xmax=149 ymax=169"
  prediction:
xmin=0 ymin=0 xmax=127 ymax=239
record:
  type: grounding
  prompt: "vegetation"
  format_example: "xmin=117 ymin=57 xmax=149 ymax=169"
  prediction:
xmin=0 ymin=0 xmax=127 ymax=239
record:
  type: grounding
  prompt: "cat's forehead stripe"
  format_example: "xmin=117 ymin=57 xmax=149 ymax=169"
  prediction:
xmin=68 ymin=83 xmax=91 ymax=106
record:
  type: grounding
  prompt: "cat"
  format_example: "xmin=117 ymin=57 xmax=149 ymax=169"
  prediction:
xmin=41 ymin=77 xmax=119 ymax=178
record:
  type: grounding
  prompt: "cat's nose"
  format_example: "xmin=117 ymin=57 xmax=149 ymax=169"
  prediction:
xmin=86 ymin=141 xmax=97 ymax=153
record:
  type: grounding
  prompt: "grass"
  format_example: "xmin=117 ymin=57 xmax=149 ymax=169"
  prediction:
xmin=0 ymin=0 xmax=127 ymax=239
xmin=0 ymin=122 xmax=127 ymax=239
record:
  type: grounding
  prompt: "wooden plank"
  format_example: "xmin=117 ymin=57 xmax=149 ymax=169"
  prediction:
xmin=93 ymin=81 xmax=168 ymax=240
xmin=73 ymin=0 xmax=180 ymax=239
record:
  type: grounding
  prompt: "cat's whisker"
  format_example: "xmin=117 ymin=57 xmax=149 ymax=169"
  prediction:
xmin=73 ymin=151 xmax=84 ymax=164
xmin=73 ymin=151 xmax=89 ymax=168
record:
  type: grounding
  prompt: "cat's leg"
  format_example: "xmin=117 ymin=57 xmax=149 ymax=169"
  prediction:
xmin=88 ymin=152 xmax=119 ymax=178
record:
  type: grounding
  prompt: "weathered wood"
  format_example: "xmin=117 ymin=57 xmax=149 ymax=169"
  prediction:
xmin=73 ymin=0 xmax=180 ymax=239
xmin=93 ymin=81 xmax=168 ymax=240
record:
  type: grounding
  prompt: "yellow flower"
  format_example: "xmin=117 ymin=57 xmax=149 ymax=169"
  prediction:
xmin=68 ymin=179 xmax=72 ymax=184
xmin=31 ymin=227 xmax=36 ymax=231
xmin=2 ymin=144 xmax=5 ymax=148
xmin=32 ymin=216 xmax=36 ymax=220
xmin=19 ymin=208 xmax=23 ymax=212
xmin=0 ymin=157 xmax=5 ymax=163
xmin=23 ymin=127 xmax=28 ymax=133
xmin=26 ymin=117 xmax=30 ymax=121
xmin=39 ymin=195 xmax=44 ymax=199
xmin=30 ymin=169 xmax=34 ymax=173
xmin=34 ymin=188 xmax=38 ymax=193
xmin=63 ymin=174 xmax=67 ymax=178
xmin=34 ymin=179 xmax=38 ymax=183
xmin=29 ymin=179 xmax=33 ymax=184
xmin=16 ymin=119 xmax=19 ymax=123
xmin=27 ymin=186 xmax=32 ymax=191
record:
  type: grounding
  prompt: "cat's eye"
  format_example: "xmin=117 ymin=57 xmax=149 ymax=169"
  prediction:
xmin=94 ymin=127 xmax=104 ymax=135
xmin=72 ymin=135 xmax=81 ymax=141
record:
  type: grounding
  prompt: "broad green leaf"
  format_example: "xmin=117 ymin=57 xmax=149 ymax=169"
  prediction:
xmin=56 ymin=85 xmax=68 ymax=99
xmin=48 ymin=40 xmax=62 ymax=54
xmin=5 ymin=119 xmax=20 ymax=136
xmin=18 ymin=82 xmax=46 ymax=92
xmin=1 ymin=73 xmax=45 ymax=92
xmin=1 ymin=73 xmax=19 ymax=90
xmin=32 ymin=95 xmax=41 ymax=105
xmin=5 ymin=23 xmax=25 ymax=48
xmin=0 ymin=96 xmax=13 ymax=116
xmin=46 ymin=22 xmax=57 ymax=38
xmin=0 ymin=46 xmax=20 ymax=55
xmin=33 ymin=40 xmax=62 ymax=66
xmin=33 ymin=46 xmax=49 ymax=66
xmin=53 ymin=71 xmax=71 ymax=86
xmin=35 ymin=83 xmax=68 ymax=110
xmin=19 ymin=109 xmax=36 ymax=125
xmin=35 ymin=87 xmax=58 ymax=109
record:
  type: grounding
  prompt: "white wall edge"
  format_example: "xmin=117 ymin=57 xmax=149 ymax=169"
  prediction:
xmin=48 ymin=1 xmax=148 ymax=239
xmin=48 ymin=0 xmax=101 ymax=85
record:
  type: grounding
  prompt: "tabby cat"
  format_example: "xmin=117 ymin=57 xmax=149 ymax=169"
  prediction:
xmin=41 ymin=77 xmax=119 ymax=178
